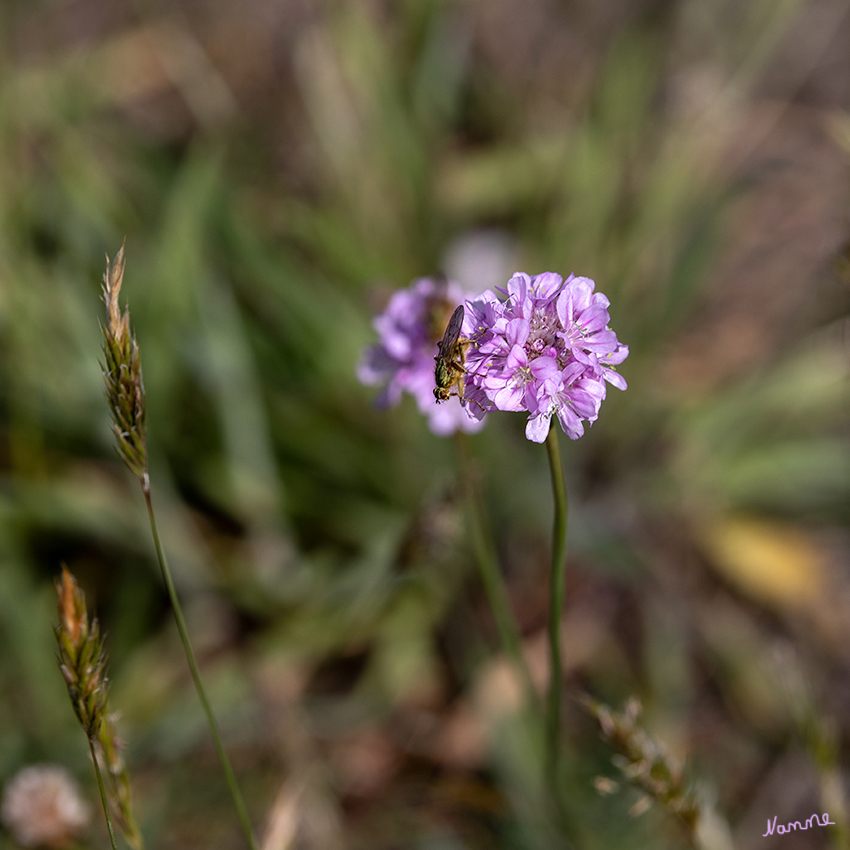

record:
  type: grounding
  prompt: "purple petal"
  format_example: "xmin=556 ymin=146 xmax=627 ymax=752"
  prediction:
xmin=523 ymin=383 xmax=542 ymax=415
xmin=506 ymin=344 xmax=529 ymax=370
xmin=604 ymin=343 xmax=629 ymax=366
xmin=506 ymin=273 xmax=530 ymax=305
xmin=576 ymin=305 xmax=611 ymax=334
xmin=556 ymin=405 xmax=585 ymax=440
xmin=529 ymin=355 xmax=559 ymax=381
xmin=525 ymin=413 xmax=551 ymax=442
xmin=569 ymin=389 xmax=601 ymax=420
xmin=531 ymin=272 xmax=563 ymax=299
xmin=603 ymin=369 xmax=627 ymax=391
xmin=506 ymin=318 xmax=530 ymax=347
xmin=583 ymin=331 xmax=618 ymax=354
xmin=561 ymin=360 xmax=586 ymax=385
xmin=494 ymin=383 xmax=525 ymax=411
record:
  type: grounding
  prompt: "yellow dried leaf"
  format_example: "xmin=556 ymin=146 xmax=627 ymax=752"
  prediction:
xmin=703 ymin=517 xmax=824 ymax=610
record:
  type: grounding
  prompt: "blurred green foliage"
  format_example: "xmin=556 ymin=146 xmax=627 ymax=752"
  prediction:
xmin=0 ymin=0 xmax=848 ymax=848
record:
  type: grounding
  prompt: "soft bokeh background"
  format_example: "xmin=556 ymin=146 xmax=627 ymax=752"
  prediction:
xmin=0 ymin=0 xmax=849 ymax=848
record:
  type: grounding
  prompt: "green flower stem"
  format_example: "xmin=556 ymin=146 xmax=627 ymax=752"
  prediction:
xmin=544 ymin=423 xmax=568 ymax=790
xmin=454 ymin=433 xmax=539 ymax=715
xmin=142 ymin=477 xmax=258 ymax=850
xmin=89 ymin=739 xmax=119 ymax=850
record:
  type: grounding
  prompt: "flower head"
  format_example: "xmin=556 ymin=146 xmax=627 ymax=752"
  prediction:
xmin=358 ymin=278 xmax=486 ymax=436
xmin=1 ymin=765 xmax=91 ymax=849
xmin=463 ymin=272 xmax=628 ymax=442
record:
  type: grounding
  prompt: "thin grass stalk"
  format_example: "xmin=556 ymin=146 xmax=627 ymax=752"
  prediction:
xmin=544 ymin=423 xmax=568 ymax=791
xmin=100 ymin=245 xmax=257 ymax=850
xmin=142 ymin=481 xmax=258 ymax=850
xmin=89 ymin=739 xmax=120 ymax=850
xmin=453 ymin=433 xmax=540 ymax=715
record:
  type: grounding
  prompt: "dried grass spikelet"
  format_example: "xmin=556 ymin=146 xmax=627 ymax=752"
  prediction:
xmin=55 ymin=566 xmax=108 ymax=741
xmin=55 ymin=567 xmax=145 ymax=849
xmin=101 ymin=242 xmax=147 ymax=482
xmin=97 ymin=712 xmax=144 ymax=850
xmin=582 ymin=695 xmax=700 ymax=834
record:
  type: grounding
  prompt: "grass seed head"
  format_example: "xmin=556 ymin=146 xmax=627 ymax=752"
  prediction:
xmin=54 ymin=569 xmax=145 ymax=847
xmin=100 ymin=242 xmax=147 ymax=480
xmin=54 ymin=567 xmax=108 ymax=741
xmin=582 ymin=695 xmax=700 ymax=834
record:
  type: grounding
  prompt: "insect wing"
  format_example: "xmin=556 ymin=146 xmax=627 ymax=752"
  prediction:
xmin=437 ymin=305 xmax=464 ymax=360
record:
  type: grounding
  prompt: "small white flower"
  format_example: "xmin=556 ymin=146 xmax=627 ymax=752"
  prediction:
xmin=1 ymin=765 xmax=90 ymax=848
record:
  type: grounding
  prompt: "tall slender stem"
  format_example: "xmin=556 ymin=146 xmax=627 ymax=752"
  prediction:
xmin=454 ymin=434 xmax=540 ymax=715
xmin=89 ymin=739 xmax=119 ymax=850
xmin=544 ymin=424 xmax=568 ymax=790
xmin=141 ymin=477 xmax=258 ymax=850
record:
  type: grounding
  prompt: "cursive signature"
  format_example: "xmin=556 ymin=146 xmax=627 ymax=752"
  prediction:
xmin=764 ymin=813 xmax=835 ymax=837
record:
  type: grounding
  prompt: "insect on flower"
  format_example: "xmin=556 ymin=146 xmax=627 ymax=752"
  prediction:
xmin=358 ymin=278 xmax=486 ymax=435
xmin=434 ymin=304 xmax=473 ymax=406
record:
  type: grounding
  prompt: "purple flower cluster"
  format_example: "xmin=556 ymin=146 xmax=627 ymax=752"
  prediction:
xmin=357 ymin=278 xmax=486 ymax=436
xmin=358 ymin=271 xmax=627 ymax=442
xmin=463 ymin=272 xmax=628 ymax=442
